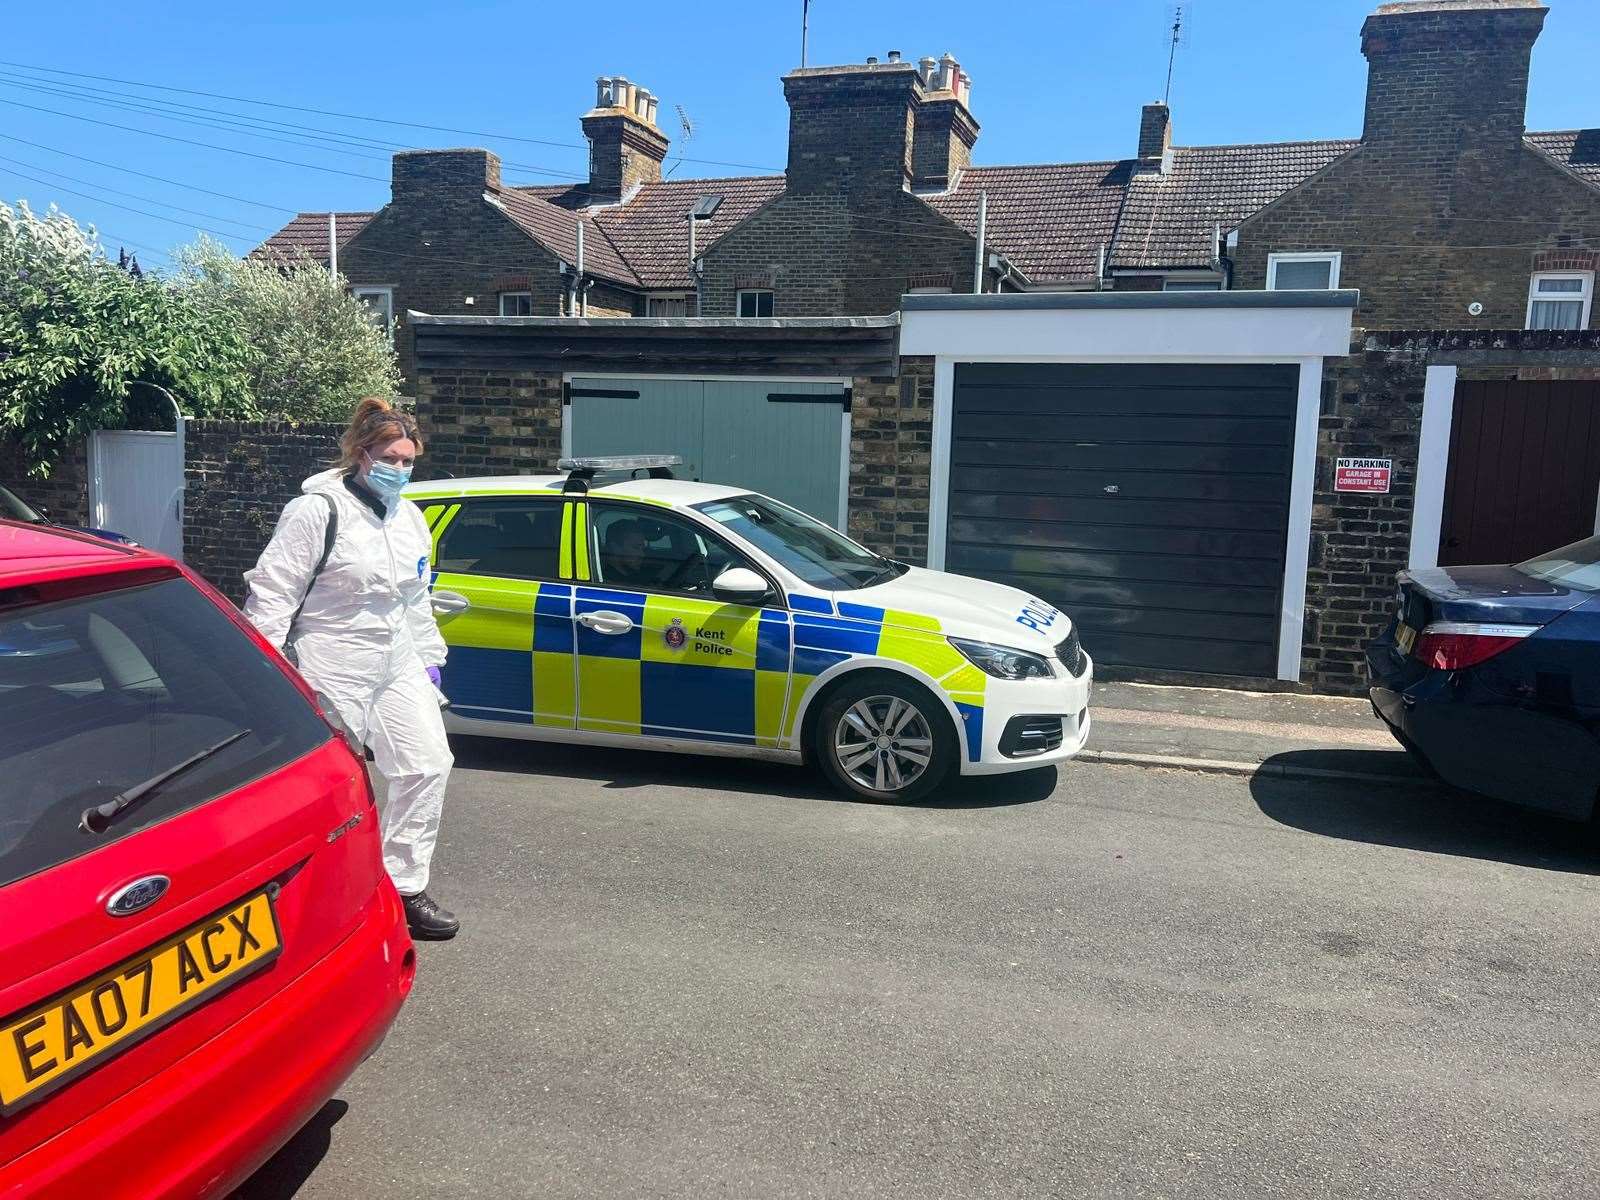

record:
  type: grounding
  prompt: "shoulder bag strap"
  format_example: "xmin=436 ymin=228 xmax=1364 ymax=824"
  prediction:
xmin=286 ymin=492 xmax=339 ymax=639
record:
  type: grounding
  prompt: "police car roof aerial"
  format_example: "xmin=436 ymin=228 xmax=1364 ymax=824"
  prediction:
xmin=557 ymin=455 xmax=682 ymax=494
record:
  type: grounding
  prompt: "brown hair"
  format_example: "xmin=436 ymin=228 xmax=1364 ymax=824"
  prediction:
xmin=338 ymin=396 xmax=423 ymax=471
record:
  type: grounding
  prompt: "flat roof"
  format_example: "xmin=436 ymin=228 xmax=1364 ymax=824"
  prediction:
xmin=900 ymin=289 xmax=1361 ymax=312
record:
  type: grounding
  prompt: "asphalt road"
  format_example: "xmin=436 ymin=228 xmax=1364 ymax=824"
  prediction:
xmin=238 ymin=739 xmax=1600 ymax=1200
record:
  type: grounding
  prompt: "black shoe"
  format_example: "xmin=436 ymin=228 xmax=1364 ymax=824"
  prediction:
xmin=402 ymin=890 xmax=460 ymax=940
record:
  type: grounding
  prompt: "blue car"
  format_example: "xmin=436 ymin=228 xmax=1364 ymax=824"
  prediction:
xmin=1367 ymin=536 xmax=1600 ymax=821
xmin=0 ymin=483 xmax=137 ymax=546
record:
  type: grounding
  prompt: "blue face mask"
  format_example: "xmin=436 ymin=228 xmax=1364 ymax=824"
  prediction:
xmin=364 ymin=458 xmax=412 ymax=509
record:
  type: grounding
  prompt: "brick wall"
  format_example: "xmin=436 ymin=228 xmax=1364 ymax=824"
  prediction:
xmin=847 ymin=357 xmax=933 ymax=564
xmin=341 ymin=150 xmax=570 ymax=385
xmin=182 ymin=420 xmax=343 ymax=603
xmin=1299 ymin=344 xmax=1426 ymax=693
xmin=413 ymin=368 xmax=564 ymax=480
xmin=0 ymin=439 xmax=88 ymax=527
xmin=701 ymin=65 xmax=974 ymax=316
xmin=1233 ymin=2 xmax=1600 ymax=330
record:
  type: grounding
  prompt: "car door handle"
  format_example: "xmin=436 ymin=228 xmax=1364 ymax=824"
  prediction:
xmin=578 ymin=610 xmax=633 ymax=635
xmin=431 ymin=590 xmax=470 ymax=615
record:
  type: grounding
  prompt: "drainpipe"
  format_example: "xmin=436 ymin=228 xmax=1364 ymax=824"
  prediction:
xmin=328 ymin=213 xmax=337 ymax=278
xmin=576 ymin=222 xmax=587 ymax=317
xmin=972 ymin=191 xmax=987 ymax=294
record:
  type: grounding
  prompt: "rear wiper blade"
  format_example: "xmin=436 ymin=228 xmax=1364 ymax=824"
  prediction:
xmin=80 ymin=729 xmax=251 ymax=835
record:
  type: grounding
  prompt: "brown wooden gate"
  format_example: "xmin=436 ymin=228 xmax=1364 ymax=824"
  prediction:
xmin=1439 ymin=379 xmax=1600 ymax=566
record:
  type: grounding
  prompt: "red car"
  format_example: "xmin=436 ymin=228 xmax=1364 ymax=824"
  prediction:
xmin=0 ymin=521 xmax=414 ymax=1196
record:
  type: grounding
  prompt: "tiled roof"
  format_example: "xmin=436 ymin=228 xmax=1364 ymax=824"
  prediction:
xmin=251 ymin=211 xmax=373 ymax=264
xmin=519 ymin=175 xmax=786 ymax=290
xmin=923 ymin=161 xmax=1131 ymax=283
xmin=488 ymin=187 xmax=634 ymax=283
xmin=254 ymin=128 xmax=1596 ymax=289
xmin=1110 ymin=139 xmax=1358 ymax=270
xmin=1526 ymin=129 xmax=1600 ymax=190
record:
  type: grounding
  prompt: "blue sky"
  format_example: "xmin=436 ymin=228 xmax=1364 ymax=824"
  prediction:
xmin=2 ymin=0 xmax=1594 ymax=269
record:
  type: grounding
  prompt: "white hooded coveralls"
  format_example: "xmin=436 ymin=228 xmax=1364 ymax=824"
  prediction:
xmin=243 ymin=469 xmax=452 ymax=895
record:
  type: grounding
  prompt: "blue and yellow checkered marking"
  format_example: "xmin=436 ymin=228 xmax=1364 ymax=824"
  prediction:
xmin=785 ymin=598 xmax=988 ymax=761
xmin=433 ymin=574 xmax=575 ymax=727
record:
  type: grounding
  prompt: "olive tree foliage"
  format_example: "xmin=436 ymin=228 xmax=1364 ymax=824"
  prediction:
xmin=172 ymin=236 xmax=401 ymax=424
xmin=0 ymin=201 xmax=255 ymax=476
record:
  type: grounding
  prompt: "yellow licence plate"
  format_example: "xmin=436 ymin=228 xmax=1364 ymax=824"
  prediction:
xmin=0 ymin=891 xmax=281 ymax=1114
xmin=1396 ymin=622 xmax=1417 ymax=655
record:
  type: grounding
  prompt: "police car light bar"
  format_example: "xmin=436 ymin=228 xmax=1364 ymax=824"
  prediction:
xmin=557 ymin=455 xmax=683 ymax=472
xmin=558 ymin=454 xmax=683 ymax=493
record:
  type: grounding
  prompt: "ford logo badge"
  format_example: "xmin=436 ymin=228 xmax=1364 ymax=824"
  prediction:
xmin=106 ymin=876 xmax=170 ymax=917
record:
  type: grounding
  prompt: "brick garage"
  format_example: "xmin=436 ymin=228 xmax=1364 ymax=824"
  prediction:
xmin=1304 ymin=329 xmax=1600 ymax=692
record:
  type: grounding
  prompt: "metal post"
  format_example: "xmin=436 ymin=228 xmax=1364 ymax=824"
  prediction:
xmin=328 ymin=213 xmax=337 ymax=278
xmin=801 ymin=0 xmax=809 ymax=67
xmin=972 ymin=191 xmax=987 ymax=294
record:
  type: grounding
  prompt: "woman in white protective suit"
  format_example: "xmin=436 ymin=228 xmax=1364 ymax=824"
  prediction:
xmin=243 ymin=396 xmax=459 ymax=940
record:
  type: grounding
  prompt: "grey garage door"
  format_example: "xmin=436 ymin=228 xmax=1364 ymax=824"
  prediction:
xmin=946 ymin=363 xmax=1298 ymax=678
xmin=567 ymin=376 xmax=846 ymax=525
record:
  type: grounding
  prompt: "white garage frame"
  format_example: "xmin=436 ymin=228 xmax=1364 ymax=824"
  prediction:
xmin=901 ymin=291 xmax=1359 ymax=683
xmin=560 ymin=371 xmax=854 ymax=530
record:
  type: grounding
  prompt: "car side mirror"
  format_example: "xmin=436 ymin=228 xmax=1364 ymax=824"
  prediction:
xmin=712 ymin=566 xmax=771 ymax=605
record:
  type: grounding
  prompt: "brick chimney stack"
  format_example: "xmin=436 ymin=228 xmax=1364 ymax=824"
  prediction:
xmin=1360 ymin=0 xmax=1547 ymax=154
xmin=392 ymin=148 xmax=501 ymax=200
xmin=1137 ymin=102 xmax=1172 ymax=163
xmin=581 ymin=75 xmax=670 ymax=204
xmin=783 ymin=57 xmax=924 ymax=196
xmin=911 ymin=52 xmax=980 ymax=191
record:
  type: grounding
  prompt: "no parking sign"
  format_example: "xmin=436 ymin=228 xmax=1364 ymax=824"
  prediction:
xmin=1334 ymin=457 xmax=1392 ymax=493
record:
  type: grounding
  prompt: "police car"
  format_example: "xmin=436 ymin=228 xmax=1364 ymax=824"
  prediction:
xmin=406 ymin=457 xmax=1091 ymax=802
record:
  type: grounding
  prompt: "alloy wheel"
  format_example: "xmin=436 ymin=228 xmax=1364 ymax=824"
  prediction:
xmin=833 ymin=695 xmax=935 ymax=793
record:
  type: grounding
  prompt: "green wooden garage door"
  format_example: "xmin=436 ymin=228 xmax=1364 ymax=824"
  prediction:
xmin=567 ymin=377 xmax=846 ymax=525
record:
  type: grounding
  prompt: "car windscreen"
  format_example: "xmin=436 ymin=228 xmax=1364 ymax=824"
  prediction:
xmin=1516 ymin=536 xmax=1600 ymax=592
xmin=695 ymin=495 xmax=907 ymax=591
xmin=0 ymin=574 xmax=331 ymax=889
xmin=0 ymin=487 xmax=42 ymax=522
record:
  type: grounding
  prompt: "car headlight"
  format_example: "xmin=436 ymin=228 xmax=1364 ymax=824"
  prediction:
xmin=948 ymin=637 xmax=1055 ymax=680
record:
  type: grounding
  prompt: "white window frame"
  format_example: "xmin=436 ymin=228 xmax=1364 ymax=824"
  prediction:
xmin=1525 ymin=271 xmax=1593 ymax=330
xmin=352 ymin=286 xmax=395 ymax=336
xmin=1162 ymin=276 xmax=1224 ymax=292
xmin=498 ymin=291 xmax=534 ymax=317
xmin=736 ymin=289 xmax=775 ymax=318
xmin=1266 ymin=252 xmax=1341 ymax=291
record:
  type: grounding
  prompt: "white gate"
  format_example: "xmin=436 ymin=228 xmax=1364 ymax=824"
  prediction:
xmin=88 ymin=427 xmax=185 ymax=558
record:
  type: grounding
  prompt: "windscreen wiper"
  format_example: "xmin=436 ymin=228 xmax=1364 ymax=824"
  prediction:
xmin=80 ymin=729 xmax=252 ymax=834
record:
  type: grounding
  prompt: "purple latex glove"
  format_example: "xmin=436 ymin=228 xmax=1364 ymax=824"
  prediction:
xmin=426 ymin=665 xmax=442 ymax=687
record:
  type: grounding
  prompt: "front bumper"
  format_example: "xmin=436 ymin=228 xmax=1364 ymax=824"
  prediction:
xmin=959 ymin=653 xmax=1093 ymax=775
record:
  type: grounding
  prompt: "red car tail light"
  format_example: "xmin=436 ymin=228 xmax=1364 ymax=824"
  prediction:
xmin=1412 ymin=621 xmax=1540 ymax=670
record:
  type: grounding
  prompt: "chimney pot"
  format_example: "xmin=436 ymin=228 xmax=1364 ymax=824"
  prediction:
xmin=887 ymin=49 xmax=901 ymax=62
xmin=866 ymin=55 xmax=878 ymax=65
xmin=919 ymin=56 xmax=937 ymax=86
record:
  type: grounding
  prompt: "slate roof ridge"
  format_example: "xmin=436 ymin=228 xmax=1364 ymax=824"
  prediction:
xmin=1171 ymin=135 xmax=1360 ymax=153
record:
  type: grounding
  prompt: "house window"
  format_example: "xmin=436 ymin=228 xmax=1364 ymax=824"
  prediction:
xmin=647 ymin=294 xmax=692 ymax=316
xmin=352 ymin=286 xmax=394 ymax=334
xmin=1163 ymin=278 xmax=1223 ymax=291
xmin=736 ymin=289 xmax=775 ymax=318
xmin=1267 ymin=252 xmax=1341 ymax=291
xmin=498 ymin=291 xmax=534 ymax=317
xmin=1526 ymin=272 xmax=1593 ymax=330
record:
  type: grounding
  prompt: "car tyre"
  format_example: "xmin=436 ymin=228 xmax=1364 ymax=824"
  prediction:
xmin=815 ymin=674 xmax=955 ymax=803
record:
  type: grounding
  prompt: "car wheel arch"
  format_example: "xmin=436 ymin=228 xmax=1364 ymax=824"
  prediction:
xmin=793 ymin=659 xmax=967 ymax=767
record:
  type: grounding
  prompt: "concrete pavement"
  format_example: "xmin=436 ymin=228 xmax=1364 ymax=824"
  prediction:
xmin=239 ymin=739 xmax=1600 ymax=1200
xmin=1087 ymin=680 xmax=1426 ymax=784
